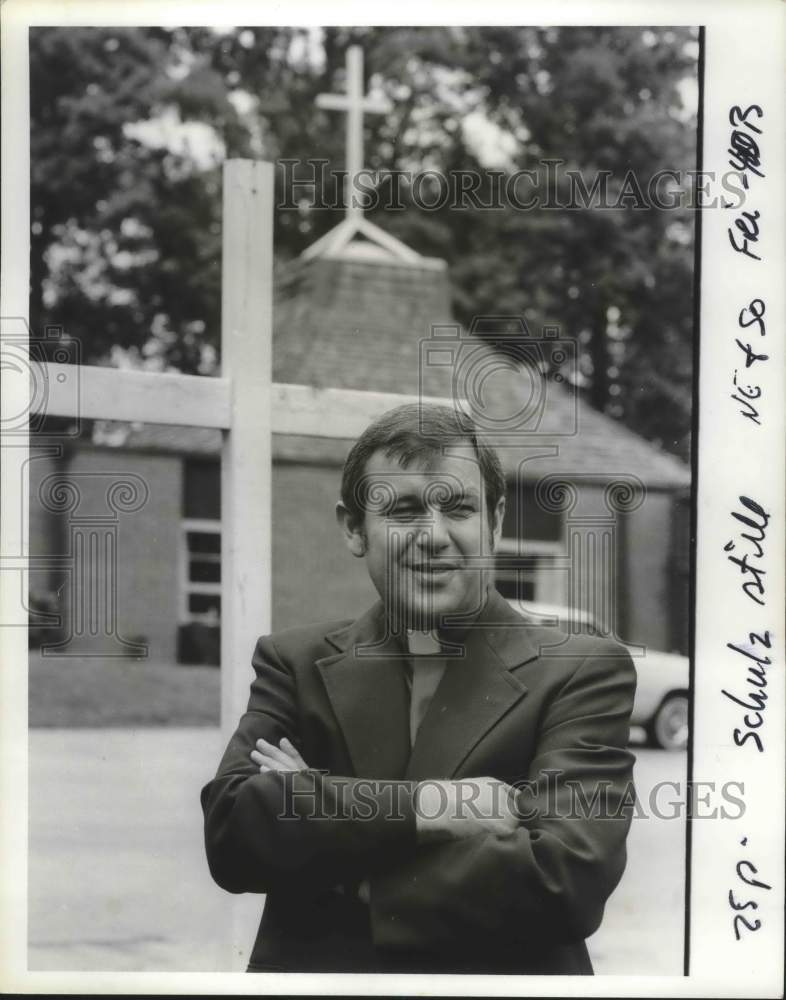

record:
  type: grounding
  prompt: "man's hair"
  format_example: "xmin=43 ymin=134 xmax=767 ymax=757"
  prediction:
xmin=340 ymin=403 xmax=506 ymax=526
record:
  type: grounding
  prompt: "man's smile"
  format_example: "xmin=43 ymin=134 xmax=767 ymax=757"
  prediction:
xmin=407 ymin=562 xmax=461 ymax=582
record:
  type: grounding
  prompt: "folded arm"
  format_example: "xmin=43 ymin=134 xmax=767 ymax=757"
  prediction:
xmin=200 ymin=635 xmax=419 ymax=895
xmin=367 ymin=648 xmax=637 ymax=954
xmin=202 ymin=630 xmax=637 ymax=950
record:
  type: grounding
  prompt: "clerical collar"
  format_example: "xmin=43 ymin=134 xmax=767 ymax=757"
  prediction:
xmin=405 ymin=629 xmax=442 ymax=656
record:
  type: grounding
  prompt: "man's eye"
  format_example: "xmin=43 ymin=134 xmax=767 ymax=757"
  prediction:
xmin=449 ymin=504 xmax=477 ymax=518
xmin=389 ymin=508 xmax=418 ymax=521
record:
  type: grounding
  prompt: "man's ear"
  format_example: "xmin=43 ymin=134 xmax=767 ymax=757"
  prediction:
xmin=490 ymin=495 xmax=506 ymax=551
xmin=336 ymin=502 xmax=366 ymax=558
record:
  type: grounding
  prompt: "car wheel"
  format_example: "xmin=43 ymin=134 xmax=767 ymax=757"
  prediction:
xmin=648 ymin=693 xmax=689 ymax=751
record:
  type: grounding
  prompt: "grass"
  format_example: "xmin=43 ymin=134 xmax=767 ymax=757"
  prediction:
xmin=27 ymin=651 xmax=650 ymax=737
xmin=28 ymin=652 xmax=220 ymax=727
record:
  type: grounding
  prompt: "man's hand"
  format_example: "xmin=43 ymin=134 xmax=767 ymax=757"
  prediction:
xmin=415 ymin=776 xmax=519 ymax=843
xmin=250 ymin=738 xmax=373 ymax=905
xmin=250 ymin=736 xmax=308 ymax=773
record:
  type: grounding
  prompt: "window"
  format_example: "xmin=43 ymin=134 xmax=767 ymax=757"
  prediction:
xmin=495 ymin=480 xmax=567 ymax=607
xmin=501 ymin=481 xmax=562 ymax=542
xmin=180 ymin=519 xmax=221 ymax=624
xmin=183 ymin=459 xmax=220 ymax=520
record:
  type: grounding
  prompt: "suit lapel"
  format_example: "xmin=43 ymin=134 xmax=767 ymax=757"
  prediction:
xmin=316 ymin=592 xmax=542 ymax=782
xmin=316 ymin=602 xmax=412 ymax=779
xmin=405 ymin=591 xmax=539 ymax=780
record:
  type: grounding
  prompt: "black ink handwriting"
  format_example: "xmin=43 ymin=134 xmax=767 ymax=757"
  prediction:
xmin=729 ymin=836 xmax=771 ymax=941
xmin=723 ymin=496 xmax=769 ymax=605
xmin=738 ymin=297 xmax=766 ymax=336
xmin=728 ymin=105 xmax=765 ymax=191
xmin=727 ymin=209 xmax=761 ymax=261
xmin=724 ymin=630 xmax=771 ymax=752
xmin=732 ymin=300 xmax=767 ymax=424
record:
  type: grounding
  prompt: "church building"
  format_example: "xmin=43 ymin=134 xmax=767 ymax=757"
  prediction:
xmin=28 ymin=47 xmax=691 ymax=667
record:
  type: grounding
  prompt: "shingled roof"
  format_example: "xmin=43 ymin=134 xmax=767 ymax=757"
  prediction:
xmin=273 ymin=253 xmax=451 ymax=394
xmin=88 ymin=247 xmax=689 ymax=490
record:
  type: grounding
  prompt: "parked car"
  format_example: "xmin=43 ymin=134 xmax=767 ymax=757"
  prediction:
xmin=504 ymin=599 xmax=689 ymax=751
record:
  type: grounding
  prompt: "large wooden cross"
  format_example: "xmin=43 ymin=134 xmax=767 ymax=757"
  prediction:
xmin=5 ymin=155 xmax=448 ymax=970
xmin=315 ymin=45 xmax=391 ymax=221
xmin=24 ymin=161 xmax=441 ymax=729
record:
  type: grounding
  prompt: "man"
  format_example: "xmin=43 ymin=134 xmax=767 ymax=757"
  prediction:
xmin=201 ymin=403 xmax=636 ymax=974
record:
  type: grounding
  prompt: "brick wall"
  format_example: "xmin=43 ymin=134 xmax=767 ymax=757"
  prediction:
xmin=622 ymin=491 xmax=674 ymax=652
xmin=29 ymin=444 xmax=680 ymax=661
xmin=30 ymin=446 xmax=183 ymax=661
xmin=272 ymin=462 xmax=377 ymax=631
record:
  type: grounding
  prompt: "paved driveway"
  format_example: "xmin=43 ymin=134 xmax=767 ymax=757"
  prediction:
xmin=28 ymin=729 xmax=686 ymax=974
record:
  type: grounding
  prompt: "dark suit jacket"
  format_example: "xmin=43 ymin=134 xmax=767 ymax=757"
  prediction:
xmin=201 ymin=590 xmax=637 ymax=974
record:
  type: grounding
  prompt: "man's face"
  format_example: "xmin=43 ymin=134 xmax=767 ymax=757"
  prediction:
xmin=340 ymin=448 xmax=504 ymax=630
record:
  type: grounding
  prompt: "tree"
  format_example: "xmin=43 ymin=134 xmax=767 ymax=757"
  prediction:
xmin=30 ymin=25 xmax=698 ymax=459
xmin=30 ymin=27 xmax=229 ymax=371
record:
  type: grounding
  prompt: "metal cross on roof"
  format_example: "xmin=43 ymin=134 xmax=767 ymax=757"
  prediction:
xmin=315 ymin=45 xmax=392 ymax=221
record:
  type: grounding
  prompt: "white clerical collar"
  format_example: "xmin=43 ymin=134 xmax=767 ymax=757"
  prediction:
xmin=406 ymin=629 xmax=442 ymax=655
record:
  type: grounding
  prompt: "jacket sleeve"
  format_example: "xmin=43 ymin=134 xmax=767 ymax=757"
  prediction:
xmin=368 ymin=646 xmax=637 ymax=954
xmin=200 ymin=634 xmax=419 ymax=894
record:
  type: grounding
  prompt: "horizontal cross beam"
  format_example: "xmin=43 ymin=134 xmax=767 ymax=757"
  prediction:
xmin=37 ymin=362 xmax=457 ymax=438
xmin=39 ymin=363 xmax=232 ymax=429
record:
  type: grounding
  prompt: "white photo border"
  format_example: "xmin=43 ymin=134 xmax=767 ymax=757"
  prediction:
xmin=1 ymin=1 xmax=784 ymax=996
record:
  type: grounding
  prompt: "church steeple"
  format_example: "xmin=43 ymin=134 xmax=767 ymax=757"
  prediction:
xmin=303 ymin=45 xmax=431 ymax=266
xmin=315 ymin=45 xmax=391 ymax=224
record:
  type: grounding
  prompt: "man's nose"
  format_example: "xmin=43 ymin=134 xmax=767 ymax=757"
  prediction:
xmin=415 ymin=511 xmax=450 ymax=550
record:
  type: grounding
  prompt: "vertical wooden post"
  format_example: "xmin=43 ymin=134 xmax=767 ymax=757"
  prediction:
xmin=220 ymin=160 xmax=274 ymax=971
xmin=220 ymin=159 xmax=274 ymax=736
